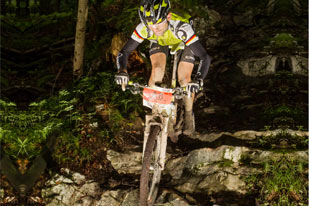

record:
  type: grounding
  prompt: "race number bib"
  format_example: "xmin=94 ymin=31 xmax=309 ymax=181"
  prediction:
xmin=143 ymin=87 xmax=173 ymax=107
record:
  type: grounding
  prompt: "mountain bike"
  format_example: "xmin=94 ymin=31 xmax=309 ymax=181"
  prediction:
xmin=126 ymin=81 xmax=186 ymax=206
xmin=124 ymin=50 xmax=188 ymax=206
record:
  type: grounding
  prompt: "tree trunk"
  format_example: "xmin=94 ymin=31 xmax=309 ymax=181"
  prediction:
xmin=73 ymin=0 xmax=88 ymax=79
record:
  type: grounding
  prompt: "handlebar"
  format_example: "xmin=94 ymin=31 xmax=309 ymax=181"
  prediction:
xmin=125 ymin=81 xmax=187 ymax=98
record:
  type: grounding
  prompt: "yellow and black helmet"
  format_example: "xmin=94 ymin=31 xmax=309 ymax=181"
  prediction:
xmin=138 ymin=0 xmax=170 ymax=25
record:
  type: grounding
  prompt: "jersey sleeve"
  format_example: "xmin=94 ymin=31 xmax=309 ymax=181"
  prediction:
xmin=116 ymin=23 xmax=147 ymax=71
xmin=130 ymin=23 xmax=148 ymax=43
xmin=188 ymin=40 xmax=212 ymax=80
xmin=176 ymin=23 xmax=199 ymax=46
xmin=116 ymin=38 xmax=140 ymax=71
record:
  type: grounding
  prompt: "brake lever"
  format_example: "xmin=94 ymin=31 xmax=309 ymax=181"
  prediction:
xmin=126 ymin=82 xmax=141 ymax=95
xmin=130 ymin=86 xmax=140 ymax=94
xmin=173 ymin=87 xmax=186 ymax=99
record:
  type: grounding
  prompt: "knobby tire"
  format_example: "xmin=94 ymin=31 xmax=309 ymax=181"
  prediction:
xmin=139 ymin=125 xmax=161 ymax=206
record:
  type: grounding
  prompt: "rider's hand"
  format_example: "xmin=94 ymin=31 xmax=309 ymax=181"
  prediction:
xmin=186 ymin=78 xmax=203 ymax=93
xmin=186 ymin=82 xmax=200 ymax=93
xmin=194 ymin=78 xmax=203 ymax=90
xmin=115 ymin=71 xmax=129 ymax=91
xmin=115 ymin=71 xmax=129 ymax=84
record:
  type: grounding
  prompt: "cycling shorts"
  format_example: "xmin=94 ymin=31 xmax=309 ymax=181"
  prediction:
xmin=149 ymin=43 xmax=195 ymax=64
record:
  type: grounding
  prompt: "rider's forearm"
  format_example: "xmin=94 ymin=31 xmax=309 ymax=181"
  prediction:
xmin=116 ymin=38 xmax=140 ymax=72
xmin=188 ymin=40 xmax=212 ymax=80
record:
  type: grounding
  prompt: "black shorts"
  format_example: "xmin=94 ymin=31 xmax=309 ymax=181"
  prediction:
xmin=149 ymin=43 xmax=195 ymax=64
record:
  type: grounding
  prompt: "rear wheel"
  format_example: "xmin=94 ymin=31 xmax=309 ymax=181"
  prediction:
xmin=139 ymin=125 xmax=162 ymax=206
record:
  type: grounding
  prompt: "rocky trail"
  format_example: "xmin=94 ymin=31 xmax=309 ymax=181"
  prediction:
xmin=1 ymin=1 xmax=307 ymax=205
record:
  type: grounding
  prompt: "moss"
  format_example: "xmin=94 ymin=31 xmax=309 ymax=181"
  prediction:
xmin=218 ymin=158 xmax=234 ymax=168
xmin=270 ymin=33 xmax=297 ymax=48
xmin=239 ymin=154 xmax=253 ymax=166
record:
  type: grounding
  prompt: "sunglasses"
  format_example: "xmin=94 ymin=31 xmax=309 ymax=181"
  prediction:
xmin=147 ymin=19 xmax=167 ymax=28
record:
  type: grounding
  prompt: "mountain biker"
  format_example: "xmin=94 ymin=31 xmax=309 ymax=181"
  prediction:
xmin=115 ymin=0 xmax=211 ymax=136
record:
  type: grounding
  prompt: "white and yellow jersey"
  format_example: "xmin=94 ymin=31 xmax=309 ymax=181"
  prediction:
xmin=117 ymin=12 xmax=211 ymax=81
xmin=131 ymin=13 xmax=199 ymax=47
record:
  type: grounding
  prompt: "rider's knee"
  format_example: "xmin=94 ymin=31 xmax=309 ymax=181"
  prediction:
xmin=152 ymin=66 xmax=165 ymax=73
xmin=151 ymin=66 xmax=165 ymax=80
xmin=178 ymin=78 xmax=191 ymax=87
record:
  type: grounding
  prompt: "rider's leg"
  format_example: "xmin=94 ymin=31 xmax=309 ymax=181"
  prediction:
xmin=148 ymin=43 xmax=168 ymax=87
xmin=178 ymin=60 xmax=196 ymax=135
xmin=148 ymin=53 xmax=166 ymax=87
xmin=178 ymin=61 xmax=195 ymax=111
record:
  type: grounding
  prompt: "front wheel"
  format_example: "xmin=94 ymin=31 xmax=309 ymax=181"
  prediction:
xmin=139 ymin=125 xmax=162 ymax=206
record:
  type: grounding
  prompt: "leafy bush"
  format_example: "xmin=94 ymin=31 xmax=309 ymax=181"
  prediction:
xmin=0 ymin=71 xmax=143 ymax=167
xmin=263 ymin=105 xmax=306 ymax=127
xmin=245 ymin=157 xmax=308 ymax=205
xmin=0 ymin=100 xmax=63 ymax=159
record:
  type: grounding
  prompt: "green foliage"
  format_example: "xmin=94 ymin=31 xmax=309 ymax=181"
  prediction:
xmin=173 ymin=0 xmax=203 ymax=9
xmin=74 ymin=72 xmax=143 ymax=117
xmin=263 ymin=104 xmax=306 ymax=126
xmin=256 ymin=129 xmax=307 ymax=150
xmin=101 ymin=0 xmax=115 ymax=8
xmin=102 ymin=2 xmax=139 ymax=35
xmin=53 ymin=132 xmax=92 ymax=165
xmin=0 ymin=75 xmax=9 ymax=87
xmin=240 ymin=153 xmax=254 ymax=166
xmin=0 ymin=86 xmax=81 ymax=160
xmin=270 ymin=33 xmax=298 ymax=49
xmin=1 ymin=11 xmax=73 ymax=32
xmin=245 ymin=157 xmax=308 ymax=205
xmin=51 ymin=72 xmax=144 ymax=164
xmin=1 ymin=9 xmax=75 ymax=51
xmin=0 ymin=99 xmax=63 ymax=159
xmin=264 ymin=105 xmax=302 ymax=118
xmin=234 ymin=0 xmax=269 ymax=11
xmin=1 ymin=71 xmax=144 ymax=166
xmin=36 ymin=74 xmax=55 ymax=87
xmin=218 ymin=158 xmax=234 ymax=168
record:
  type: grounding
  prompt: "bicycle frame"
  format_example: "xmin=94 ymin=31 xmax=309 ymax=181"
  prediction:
xmin=141 ymin=86 xmax=180 ymax=205
xmin=125 ymin=50 xmax=186 ymax=206
xmin=143 ymin=104 xmax=172 ymax=171
xmin=130 ymin=50 xmax=185 ymax=170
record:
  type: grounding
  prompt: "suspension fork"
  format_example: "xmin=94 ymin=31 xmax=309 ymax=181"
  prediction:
xmin=143 ymin=114 xmax=169 ymax=170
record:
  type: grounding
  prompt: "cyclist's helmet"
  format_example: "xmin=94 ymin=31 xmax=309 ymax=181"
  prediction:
xmin=138 ymin=0 xmax=170 ymax=25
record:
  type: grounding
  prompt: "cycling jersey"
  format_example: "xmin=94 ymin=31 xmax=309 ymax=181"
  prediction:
xmin=131 ymin=17 xmax=198 ymax=47
xmin=117 ymin=12 xmax=211 ymax=80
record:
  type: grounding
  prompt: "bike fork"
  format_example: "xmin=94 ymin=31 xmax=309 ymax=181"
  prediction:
xmin=143 ymin=115 xmax=169 ymax=171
